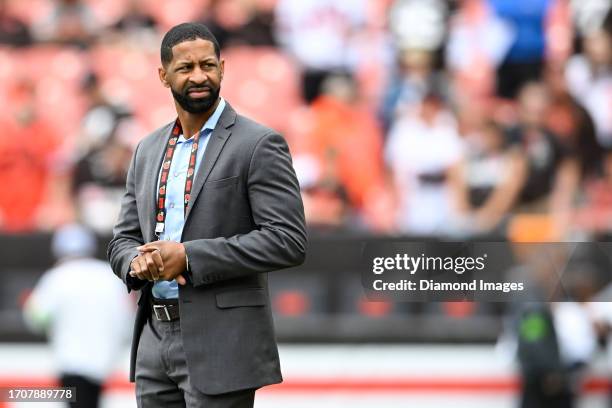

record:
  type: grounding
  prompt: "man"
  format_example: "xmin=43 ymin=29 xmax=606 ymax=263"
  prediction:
xmin=107 ymin=22 xmax=307 ymax=408
xmin=24 ymin=224 xmax=133 ymax=408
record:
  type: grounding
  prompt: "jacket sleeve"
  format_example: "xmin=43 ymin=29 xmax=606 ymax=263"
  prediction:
xmin=107 ymin=141 xmax=147 ymax=292
xmin=183 ymin=132 xmax=307 ymax=286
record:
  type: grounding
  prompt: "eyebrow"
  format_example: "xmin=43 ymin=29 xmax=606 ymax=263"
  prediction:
xmin=175 ymin=57 xmax=217 ymax=66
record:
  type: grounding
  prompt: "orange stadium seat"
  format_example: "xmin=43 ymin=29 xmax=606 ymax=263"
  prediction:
xmin=507 ymin=214 xmax=560 ymax=243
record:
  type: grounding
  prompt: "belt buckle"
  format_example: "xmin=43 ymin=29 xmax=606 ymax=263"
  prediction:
xmin=153 ymin=304 xmax=171 ymax=321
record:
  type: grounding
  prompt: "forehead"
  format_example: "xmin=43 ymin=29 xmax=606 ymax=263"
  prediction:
xmin=171 ymin=38 xmax=217 ymax=64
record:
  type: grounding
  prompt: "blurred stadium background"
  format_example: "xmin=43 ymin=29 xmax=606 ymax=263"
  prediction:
xmin=1 ymin=0 xmax=612 ymax=406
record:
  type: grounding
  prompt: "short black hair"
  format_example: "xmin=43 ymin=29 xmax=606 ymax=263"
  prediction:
xmin=160 ymin=22 xmax=220 ymax=66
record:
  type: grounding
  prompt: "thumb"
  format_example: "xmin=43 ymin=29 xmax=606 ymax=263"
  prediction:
xmin=176 ymin=275 xmax=187 ymax=285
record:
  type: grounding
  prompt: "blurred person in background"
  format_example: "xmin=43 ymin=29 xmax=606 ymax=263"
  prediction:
xmin=380 ymin=47 xmax=448 ymax=133
xmin=106 ymin=0 xmax=159 ymax=47
xmin=200 ymin=0 xmax=276 ymax=49
xmin=300 ymin=73 xmax=386 ymax=231
xmin=0 ymin=78 xmax=68 ymax=232
xmin=445 ymin=0 xmax=514 ymax=100
xmin=505 ymin=81 xmax=580 ymax=237
xmin=0 ymin=0 xmax=32 ymax=47
xmin=385 ymin=0 xmax=447 ymax=125
xmin=452 ymin=119 xmax=526 ymax=235
xmin=275 ymin=0 xmax=367 ymax=103
xmin=385 ymin=91 xmax=465 ymax=236
xmin=72 ymin=72 xmax=134 ymax=234
xmin=587 ymin=270 xmax=612 ymax=408
xmin=543 ymin=63 xmax=607 ymax=237
xmin=570 ymin=0 xmax=611 ymax=38
xmin=488 ymin=0 xmax=564 ymax=99
xmin=76 ymin=72 xmax=132 ymax=155
xmin=389 ymin=0 xmax=447 ymax=53
xmin=516 ymin=298 xmax=597 ymax=408
xmin=573 ymin=150 xmax=612 ymax=238
xmin=499 ymin=250 xmax=599 ymax=408
xmin=565 ymin=24 xmax=612 ymax=149
xmin=112 ymin=0 xmax=158 ymax=34
xmin=545 ymin=63 xmax=603 ymax=180
xmin=34 ymin=0 xmax=99 ymax=48
xmin=23 ymin=224 xmax=133 ymax=408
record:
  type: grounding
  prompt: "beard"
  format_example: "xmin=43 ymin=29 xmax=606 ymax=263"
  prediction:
xmin=171 ymin=83 xmax=220 ymax=114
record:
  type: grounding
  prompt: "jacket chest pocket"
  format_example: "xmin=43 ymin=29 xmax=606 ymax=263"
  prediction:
xmin=205 ymin=175 xmax=240 ymax=189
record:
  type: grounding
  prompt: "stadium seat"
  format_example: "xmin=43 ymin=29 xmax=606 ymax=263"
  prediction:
xmin=1 ymin=47 xmax=86 ymax=144
xmin=269 ymin=273 xmax=329 ymax=316
xmin=139 ymin=0 xmax=210 ymax=30
xmin=221 ymin=46 xmax=301 ymax=134
xmin=84 ymin=0 xmax=128 ymax=26
xmin=6 ymin=0 xmax=52 ymax=26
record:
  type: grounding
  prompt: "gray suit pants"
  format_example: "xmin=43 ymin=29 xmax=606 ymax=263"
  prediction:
xmin=135 ymin=315 xmax=256 ymax=408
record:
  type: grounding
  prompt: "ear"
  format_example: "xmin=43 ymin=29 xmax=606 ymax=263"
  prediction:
xmin=219 ymin=59 xmax=225 ymax=82
xmin=158 ymin=66 xmax=170 ymax=88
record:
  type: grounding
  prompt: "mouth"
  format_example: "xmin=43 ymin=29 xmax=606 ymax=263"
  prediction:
xmin=187 ymin=87 xmax=211 ymax=98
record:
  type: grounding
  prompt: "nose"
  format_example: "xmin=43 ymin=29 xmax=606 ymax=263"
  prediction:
xmin=188 ymin=66 xmax=208 ymax=85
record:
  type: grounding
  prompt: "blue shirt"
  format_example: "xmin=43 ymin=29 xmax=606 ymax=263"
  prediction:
xmin=488 ymin=0 xmax=551 ymax=63
xmin=152 ymin=98 xmax=226 ymax=299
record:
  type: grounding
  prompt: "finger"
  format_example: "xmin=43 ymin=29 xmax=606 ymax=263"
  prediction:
xmin=176 ymin=275 xmax=187 ymax=285
xmin=129 ymin=266 xmax=146 ymax=281
xmin=150 ymin=249 xmax=164 ymax=272
xmin=138 ymin=241 xmax=162 ymax=252
xmin=129 ymin=270 xmax=146 ymax=280
xmin=129 ymin=257 xmax=145 ymax=280
xmin=144 ymin=252 xmax=160 ymax=280
xmin=137 ymin=256 xmax=153 ymax=281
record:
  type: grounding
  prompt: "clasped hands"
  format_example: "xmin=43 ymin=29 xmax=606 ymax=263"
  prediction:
xmin=129 ymin=241 xmax=187 ymax=285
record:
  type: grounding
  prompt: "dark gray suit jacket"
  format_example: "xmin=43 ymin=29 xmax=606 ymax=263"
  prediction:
xmin=107 ymin=102 xmax=307 ymax=395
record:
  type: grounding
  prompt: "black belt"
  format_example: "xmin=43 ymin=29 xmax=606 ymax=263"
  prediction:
xmin=150 ymin=296 xmax=180 ymax=322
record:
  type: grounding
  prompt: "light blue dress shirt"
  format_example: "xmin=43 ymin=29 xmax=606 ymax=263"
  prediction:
xmin=152 ymin=98 xmax=226 ymax=299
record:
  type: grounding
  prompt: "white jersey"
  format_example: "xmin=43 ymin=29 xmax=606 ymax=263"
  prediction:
xmin=386 ymin=110 xmax=464 ymax=235
xmin=24 ymin=258 xmax=133 ymax=382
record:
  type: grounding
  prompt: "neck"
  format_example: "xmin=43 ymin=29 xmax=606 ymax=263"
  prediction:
xmin=176 ymin=97 xmax=220 ymax=139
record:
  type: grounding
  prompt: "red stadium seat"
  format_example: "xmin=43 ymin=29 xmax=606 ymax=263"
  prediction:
xmin=274 ymin=290 xmax=311 ymax=317
xmin=89 ymin=45 xmax=172 ymax=130
xmin=139 ymin=0 xmax=211 ymax=30
xmin=84 ymin=0 xmax=128 ymax=26
xmin=0 ymin=47 xmax=87 ymax=144
xmin=222 ymin=46 xmax=302 ymax=133
xmin=5 ymin=0 xmax=52 ymax=26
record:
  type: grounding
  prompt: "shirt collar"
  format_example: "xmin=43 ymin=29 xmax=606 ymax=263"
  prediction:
xmin=177 ymin=97 xmax=226 ymax=143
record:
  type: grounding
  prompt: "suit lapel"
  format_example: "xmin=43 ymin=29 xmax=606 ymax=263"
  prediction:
xmin=184 ymin=103 xmax=236 ymax=221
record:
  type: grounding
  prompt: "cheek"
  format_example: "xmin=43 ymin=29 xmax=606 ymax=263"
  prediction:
xmin=171 ymin=78 xmax=188 ymax=91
